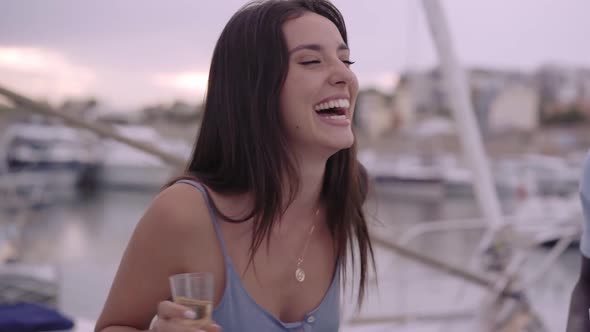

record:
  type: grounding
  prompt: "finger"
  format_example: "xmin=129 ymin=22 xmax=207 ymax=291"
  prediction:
xmin=157 ymin=300 xmax=198 ymax=320
xmin=200 ymin=323 xmax=221 ymax=332
xmin=154 ymin=317 xmax=205 ymax=332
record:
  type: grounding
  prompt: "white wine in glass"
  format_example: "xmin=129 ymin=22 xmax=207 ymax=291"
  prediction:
xmin=169 ymin=272 xmax=214 ymax=327
xmin=174 ymin=296 xmax=213 ymax=326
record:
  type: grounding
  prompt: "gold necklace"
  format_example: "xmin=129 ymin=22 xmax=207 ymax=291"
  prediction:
xmin=294 ymin=208 xmax=319 ymax=283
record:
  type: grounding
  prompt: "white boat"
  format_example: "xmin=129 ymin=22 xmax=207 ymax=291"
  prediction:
xmin=521 ymin=154 xmax=581 ymax=195
xmin=359 ymin=151 xmax=567 ymax=198
xmin=510 ymin=193 xmax=582 ymax=229
xmin=2 ymin=123 xmax=99 ymax=169
xmin=440 ymin=153 xmax=584 ymax=197
xmin=359 ymin=150 xmax=445 ymax=198
xmin=492 ymin=154 xmax=582 ymax=197
xmin=0 ymin=122 xmax=100 ymax=200
xmin=95 ymin=125 xmax=191 ymax=190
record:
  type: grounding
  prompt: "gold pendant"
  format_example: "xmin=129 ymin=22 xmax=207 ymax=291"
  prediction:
xmin=295 ymin=267 xmax=306 ymax=282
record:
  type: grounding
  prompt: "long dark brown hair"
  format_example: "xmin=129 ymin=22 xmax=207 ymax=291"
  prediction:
xmin=168 ymin=0 xmax=374 ymax=307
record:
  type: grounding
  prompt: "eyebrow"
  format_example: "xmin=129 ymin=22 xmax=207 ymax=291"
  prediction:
xmin=288 ymin=43 xmax=349 ymax=55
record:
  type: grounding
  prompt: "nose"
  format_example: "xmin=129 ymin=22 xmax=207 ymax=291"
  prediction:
xmin=328 ymin=60 xmax=355 ymax=87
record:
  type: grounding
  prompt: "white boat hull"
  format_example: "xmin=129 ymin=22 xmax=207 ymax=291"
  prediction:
xmin=96 ymin=164 xmax=176 ymax=190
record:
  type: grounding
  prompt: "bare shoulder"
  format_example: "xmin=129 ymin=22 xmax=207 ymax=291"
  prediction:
xmin=132 ymin=180 xmax=230 ymax=268
xmin=147 ymin=182 xmax=211 ymax=226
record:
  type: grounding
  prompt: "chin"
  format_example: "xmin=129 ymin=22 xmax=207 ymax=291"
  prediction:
xmin=320 ymin=135 xmax=354 ymax=153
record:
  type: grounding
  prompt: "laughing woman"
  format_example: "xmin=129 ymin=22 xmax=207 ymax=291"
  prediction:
xmin=95 ymin=1 xmax=374 ymax=331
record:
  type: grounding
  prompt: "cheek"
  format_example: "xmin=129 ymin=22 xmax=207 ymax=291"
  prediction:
xmin=288 ymin=67 xmax=322 ymax=94
xmin=282 ymin=77 xmax=313 ymax=121
xmin=279 ymin=93 xmax=305 ymax=132
xmin=349 ymin=75 xmax=360 ymax=114
xmin=281 ymin=74 xmax=305 ymax=111
xmin=350 ymin=73 xmax=360 ymax=93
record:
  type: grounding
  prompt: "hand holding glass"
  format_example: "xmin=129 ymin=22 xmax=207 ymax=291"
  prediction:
xmin=169 ymin=272 xmax=214 ymax=327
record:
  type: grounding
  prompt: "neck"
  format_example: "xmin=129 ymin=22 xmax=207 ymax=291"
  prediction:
xmin=281 ymin=153 xmax=327 ymax=225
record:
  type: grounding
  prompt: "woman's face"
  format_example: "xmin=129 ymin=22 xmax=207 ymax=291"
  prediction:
xmin=279 ymin=11 xmax=358 ymax=158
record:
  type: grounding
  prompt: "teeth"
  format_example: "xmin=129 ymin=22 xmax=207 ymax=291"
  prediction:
xmin=325 ymin=114 xmax=346 ymax=120
xmin=314 ymin=98 xmax=350 ymax=111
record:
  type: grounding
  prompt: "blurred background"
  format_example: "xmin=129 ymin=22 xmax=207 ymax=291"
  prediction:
xmin=0 ymin=0 xmax=589 ymax=331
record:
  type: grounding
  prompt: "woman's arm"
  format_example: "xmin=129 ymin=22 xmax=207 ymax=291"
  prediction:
xmin=95 ymin=184 xmax=221 ymax=332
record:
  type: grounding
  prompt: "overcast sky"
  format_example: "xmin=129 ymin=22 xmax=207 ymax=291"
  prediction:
xmin=1 ymin=0 xmax=588 ymax=110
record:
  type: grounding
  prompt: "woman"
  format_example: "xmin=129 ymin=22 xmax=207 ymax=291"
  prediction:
xmin=95 ymin=0 xmax=374 ymax=331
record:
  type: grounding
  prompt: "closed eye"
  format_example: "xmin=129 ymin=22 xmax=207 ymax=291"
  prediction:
xmin=299 ymin=59 xmax=355 ymax=66
xmin=300 ymin=60 xmax=321 ymax=65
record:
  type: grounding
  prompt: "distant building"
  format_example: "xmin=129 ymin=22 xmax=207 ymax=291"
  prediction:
xmin=392 ymin=77 xmax=415 ymax=130
xmin=407 ymin=69 xmax=450 ymax=118
xmin=0 ymin=94 xmax=10 ymax=108
xmin=391 ymin=65 xmax=589 ymax=136
xmin=355 ymin=89 xmax=394 ymax=139
xmin=141 ymin=101 xmax=201 ymax=124
xmin=535 ymin=65 xmax=581 ymax=116
xmin=488 ymin=83 xmax=540 ymax=133
xmin=97 ymin=110 xmax=143 ymax=125
xmin=469 ymin=69 xmax=532 ymax=134
xmin=167 ymin=101 xmax=201 ymax=122
xmin=392 ymin=70 xmax=452 ymax=133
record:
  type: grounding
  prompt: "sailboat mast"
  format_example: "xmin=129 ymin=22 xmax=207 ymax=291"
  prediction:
xmin=420 ymin=0 xmax=505 ymax=231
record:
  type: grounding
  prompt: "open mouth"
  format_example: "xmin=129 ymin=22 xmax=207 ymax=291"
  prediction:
xmin=314 ymin=99 xmax=350 ymax=118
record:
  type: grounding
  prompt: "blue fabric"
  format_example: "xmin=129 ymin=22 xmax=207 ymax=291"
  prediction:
xmin=0 ymin=302 xmax=74 ymax=332
xmin=579 ymin=151 xmax=590 ymax=258
xmin=176 ymin=180 xmax=341 ymax=332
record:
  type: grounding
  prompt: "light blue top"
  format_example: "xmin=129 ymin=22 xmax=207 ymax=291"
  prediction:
xmin=177 ymin=180 xmax=341 ymax=332
xmin=580 ymin=152 xmax=590 ymax=258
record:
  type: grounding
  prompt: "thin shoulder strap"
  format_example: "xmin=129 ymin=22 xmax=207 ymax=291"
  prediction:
xmin=175 ymin=179 xmax=231 ymax=259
